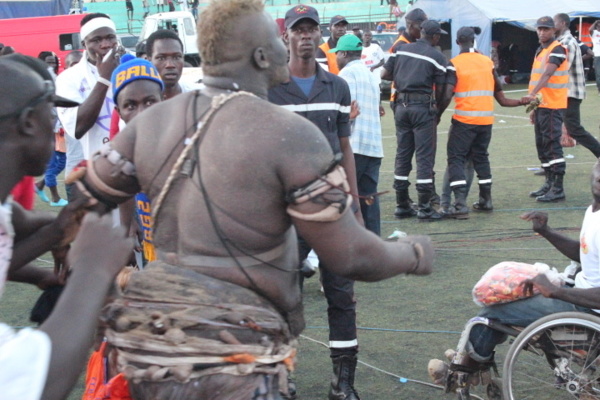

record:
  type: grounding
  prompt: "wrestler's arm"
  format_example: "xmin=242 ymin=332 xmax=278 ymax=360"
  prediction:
xmin=9 ymin=197 xmax=91 ymax=273
xmin=280 ymin=118 xmax=433 ymax=281
xmin=39 ymin=213 xmax=133 ymax=400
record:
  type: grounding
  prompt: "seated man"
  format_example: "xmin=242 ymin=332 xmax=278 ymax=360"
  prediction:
xmin=429 ymin=159 xmax=600 ymax=396
xmin=70 ymin=0 xmax=434 ymax=398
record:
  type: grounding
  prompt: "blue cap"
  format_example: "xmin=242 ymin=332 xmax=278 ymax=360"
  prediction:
xmin=111 ymin=54 xmax=164 ymax=105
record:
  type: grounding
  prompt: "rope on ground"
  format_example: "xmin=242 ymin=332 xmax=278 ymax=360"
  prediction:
xmin=298 ymin=333 xmax=485 ymax=399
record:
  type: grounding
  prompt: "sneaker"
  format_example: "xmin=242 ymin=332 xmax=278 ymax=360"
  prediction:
xmin=50 ymin=198 xmax=68 ymax=207
xmin=35 ymin=187 xmax=50 ymax=203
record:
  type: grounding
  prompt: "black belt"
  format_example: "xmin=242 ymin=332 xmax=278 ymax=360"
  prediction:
xmin=397 ymin=92 xmax=433 ymax=103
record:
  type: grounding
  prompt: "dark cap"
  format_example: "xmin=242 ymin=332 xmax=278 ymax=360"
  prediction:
xmin=421 ymin=20 xmax=448 ymax=36
xmin=285 ymin=4 xmax=320 ymax=29
xmin=330 ymin=15 xmax=348 ymax=26
xmin=536 ymin=16 xmax=555 ymax=29
xmin=405 ymin=8 xmax=427 ymax=23
xmin=0 ymin=54 xmax=79 ymax=107
xmin=456 ymin=26 xmax=475 ymax=43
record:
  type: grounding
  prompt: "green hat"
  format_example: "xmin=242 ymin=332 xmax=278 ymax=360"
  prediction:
xmin=328 ymin=34 xmax=363 ymax=53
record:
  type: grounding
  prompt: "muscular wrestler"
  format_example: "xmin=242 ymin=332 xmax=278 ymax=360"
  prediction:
xmin=72 ymin=0 xmax=434 ymax=398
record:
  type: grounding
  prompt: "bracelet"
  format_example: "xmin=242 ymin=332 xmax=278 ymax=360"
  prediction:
xmin=408 ymin=241 xmax=423 ymax=274
xmin=97 ymin=77 xmax=111 ymax=87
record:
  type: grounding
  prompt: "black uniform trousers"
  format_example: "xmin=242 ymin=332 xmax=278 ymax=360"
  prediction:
xmin=447 ymin=119 xmax=492 ymax=187
xmin=297 ymin=236 xmax=357 ymax=357
xmin=393 ymin=102 xmax=437 ymax=193
xmin=534 ymin=107 xmax=566 ymax=175
xmin=563 ymin=97 xmax=600 ymax=158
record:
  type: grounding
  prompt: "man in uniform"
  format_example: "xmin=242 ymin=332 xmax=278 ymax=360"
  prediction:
xmin=523 ymin=16 xmax=569 ymax=202
xmin=382 ymin=19 xmax=447 ymax=221
xmin=554 ymin=13 xmax=600 ymax=159
xmin=440 ymin=27 xmax=528 ymax=219
xmin=69 ymin=1 xmax=434 ymax=398
xmin=317 ymin=14 xmax=348 ymax=74
xmin=269 ymin=6 xmax=365 ymax=399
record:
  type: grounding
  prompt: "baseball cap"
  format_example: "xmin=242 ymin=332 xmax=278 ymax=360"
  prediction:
xmin=111 ymin=54 xmax=164 ymax=105
xmin=330 ymin=15 xmax=348 ymax=26
xmin=0 ymin=54 xmax=79 ymax=108
xmin=456 ymin=26 xmax=475 ymax=43
xmin=328 ymin=34 xmax=363 ymax=53
xmin=284 ymin=5 xmax=320 ymax=29
xmin=536 ymin=16 xmax=555 ymax=29
xmin=421 ymin=20 xmax=448 ymax=36
xmin=405 ymin=8 xmax=427 ymax=23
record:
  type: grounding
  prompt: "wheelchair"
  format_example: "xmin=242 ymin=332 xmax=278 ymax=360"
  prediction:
xmin=445 ymin=311 xmax=600 ymax=400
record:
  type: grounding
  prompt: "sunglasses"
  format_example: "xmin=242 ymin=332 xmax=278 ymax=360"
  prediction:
xmin=0 ymin=80 xmax=56 ymax=122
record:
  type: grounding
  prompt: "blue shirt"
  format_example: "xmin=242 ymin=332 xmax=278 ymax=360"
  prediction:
xmin=338 ymin=60 xmax=383 ymax=158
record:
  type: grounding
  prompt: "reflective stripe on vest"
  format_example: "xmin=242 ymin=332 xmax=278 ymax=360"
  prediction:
xmin=390 ymin=36 xmax=411 ymax=102
xmin=528 ymin=41 xmax=568 ymax=109
xmin=451 ymin=52 xmax=495 ymax=125
xmin=319 ymin=42 xmax=339 ymax=75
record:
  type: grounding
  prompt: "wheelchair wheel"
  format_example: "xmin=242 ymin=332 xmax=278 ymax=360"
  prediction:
xmin=503 ymin=312 xmax=600 ymax=400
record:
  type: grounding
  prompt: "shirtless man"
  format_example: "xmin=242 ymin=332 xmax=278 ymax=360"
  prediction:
xmin=71 ymin=0 xmax=434 ymax=398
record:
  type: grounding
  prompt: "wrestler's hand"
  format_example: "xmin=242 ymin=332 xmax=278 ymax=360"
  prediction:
xmin=521 ymin=273 xmax=558 ymax=298
xmin=520 ymin=211 xmax=549 ymax=234
xmin=400 ymin=235 xmax=434 ymax=275
xmin=68 ymin=213 xmax=133 ymax=280
xmin=51 ymin=245 xmax=70 ymax=284
xmin=52 ymin=194 xmax=98 ymax=248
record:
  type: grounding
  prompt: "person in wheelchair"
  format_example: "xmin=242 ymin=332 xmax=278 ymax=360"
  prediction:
xmin=429 ymin=158 xmax=600 ymax=397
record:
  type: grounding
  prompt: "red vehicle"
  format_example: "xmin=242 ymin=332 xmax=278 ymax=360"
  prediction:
xmin=0 ymin=14 xmax=85 ymax=72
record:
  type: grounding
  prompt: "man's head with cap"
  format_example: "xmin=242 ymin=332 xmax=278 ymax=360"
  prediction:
xmin=0 ymin=54 xmax=78 ymax=177
xmin=284 ymin=5 xmax=322 ymax=61
xmin=535 ymin=16 xmax=556 ymax=44
xmin=328 ymin=33 xmax=362 ymax=70
xmin=456 ymin=26 xmax=475 ymax=47
xmin=404 ymin=8 xmax=427 ymax=41
xmin=421 ymin=19 xmax=447 ymax=44
xmin=111 ymin=54 xmax=164 ymax=124
xmin=329 ymin=15 xmax=348 ymax=41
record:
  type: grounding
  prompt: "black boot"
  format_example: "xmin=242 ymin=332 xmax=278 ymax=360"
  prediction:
xmin=536 ymin=173 xmax=565 ymax=202
xmin=394 ymin=190 xmax=417 ymax=219
xmin=329 ymin=355 xmax=360 ymax=400
xmin=529 ymin=169 xmax=552 ymax=198
xmin=441 ymin=186 xmax=470 ymax=219
xmin=416 ymin=190 xmax=442 ymax=222
xmin=473 ymin=184 xmax=493 ymax=212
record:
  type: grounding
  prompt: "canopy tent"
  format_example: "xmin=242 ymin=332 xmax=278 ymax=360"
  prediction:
xmin=402 ymin=0 xmax=600 ymax=57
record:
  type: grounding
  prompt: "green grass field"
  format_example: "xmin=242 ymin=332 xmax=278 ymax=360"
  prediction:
xmin=2 ymin=83 xmax=599 ymax=400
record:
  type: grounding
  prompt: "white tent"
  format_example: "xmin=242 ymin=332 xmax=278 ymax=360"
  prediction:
xmin=403 ymin=0 xmax=600 ymax=57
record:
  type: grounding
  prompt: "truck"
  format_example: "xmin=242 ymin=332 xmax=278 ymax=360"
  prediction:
xmin=0 ymin=14 xmax=85 ymax=72
xmin=139 ymin=11 xmax=200 ymax=66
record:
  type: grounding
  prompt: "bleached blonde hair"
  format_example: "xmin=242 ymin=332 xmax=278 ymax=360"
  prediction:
xmin=198 ymin=0 xmax=264 ymax=75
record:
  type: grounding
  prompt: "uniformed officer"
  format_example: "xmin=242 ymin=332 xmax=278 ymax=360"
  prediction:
xmin=381 ymin=19 xmax=447 ymax=221
xmin=440 ymin=27 xmax=527 ymax=219
xmin=317 ymin=15 xmax=348 ymax=75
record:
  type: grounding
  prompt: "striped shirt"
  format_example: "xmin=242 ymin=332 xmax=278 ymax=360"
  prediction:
xmin=268 ymin=63 xmax=351 ymax=155
xmin=557 ymin=30 xmax=586 ymax=100
xmin=338 ymin=60 xmax=383 ymax=158
xmin=383 ymin=39 xmax=447 ymax=95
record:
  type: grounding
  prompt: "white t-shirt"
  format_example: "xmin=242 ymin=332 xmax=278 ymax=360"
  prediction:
xmin=361 ymin=43 xmax=385 ymax=85
xmin=56 ymin=53 xmax=115 ymax=159
xmin=0 ymin=201 xmax=52 ymax=400
xmin=575 ymin=206 xmax=600 ymax=311
xmin=591 ymin=29 xmax=600 ymax=57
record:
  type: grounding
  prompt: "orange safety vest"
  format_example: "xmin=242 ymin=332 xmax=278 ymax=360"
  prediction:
xmin=451 ymin=52 xmax=495 ymax=125
xmin=319 ymin=41 xmax=340 ymax=75
xmin=529 ymin=40 xmax=568 ymax=109
xmin=389 ymin=35 xmax=411 ymax=102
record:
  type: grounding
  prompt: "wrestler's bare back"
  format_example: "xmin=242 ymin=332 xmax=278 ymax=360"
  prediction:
xmin=109 ymin=90 xmax=335 ymax=311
